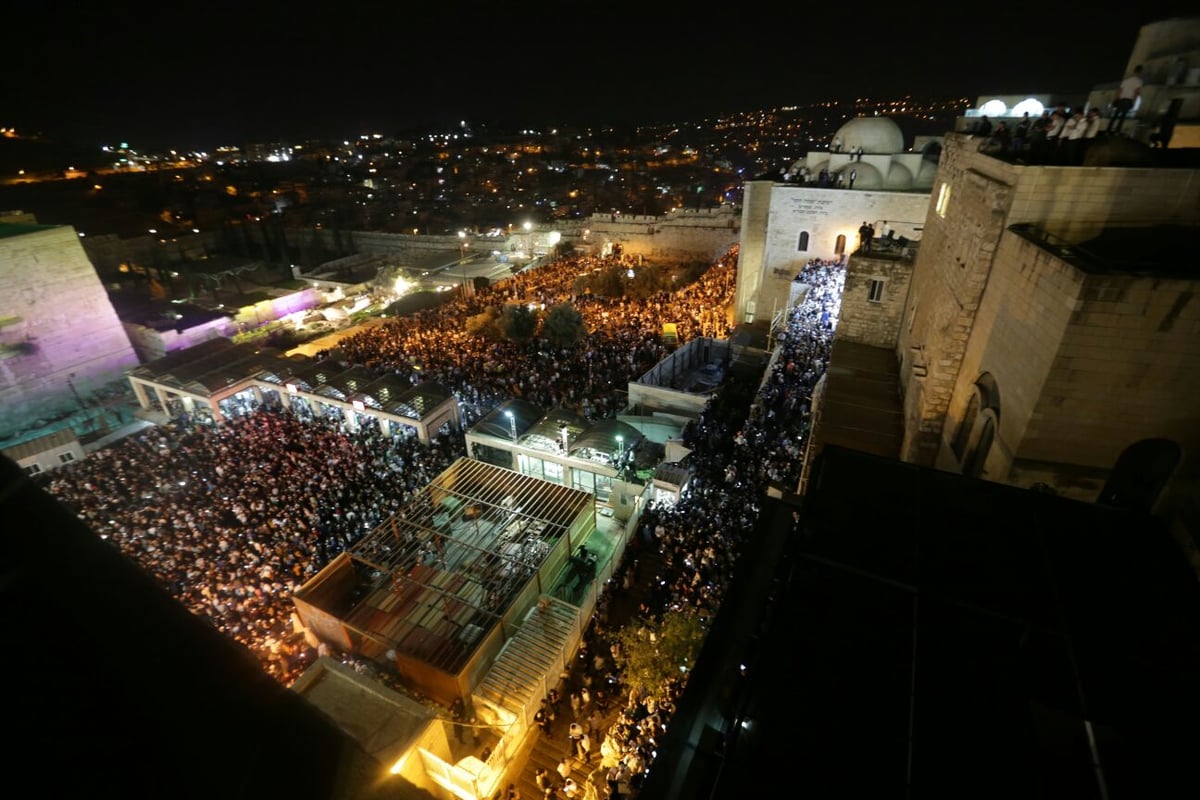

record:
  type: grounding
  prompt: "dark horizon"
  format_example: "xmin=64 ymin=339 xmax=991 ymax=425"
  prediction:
xmin=8 ymin=5 xmax=1196 ymax=152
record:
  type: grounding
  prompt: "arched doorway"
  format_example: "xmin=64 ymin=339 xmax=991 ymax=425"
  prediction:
xmin=1098 ymin=438 xmax=1181 ymax=513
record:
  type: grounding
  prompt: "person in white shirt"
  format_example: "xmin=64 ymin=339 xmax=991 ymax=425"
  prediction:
xmin=1107 ymin=65 xmax=1143 ymax=134
xmin=1061 ymin=110 xmax=1088 ymax=163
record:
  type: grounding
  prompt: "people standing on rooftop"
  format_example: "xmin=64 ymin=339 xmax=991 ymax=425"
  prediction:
xmin=1107 ymin=64 xmax=1143 ymax=135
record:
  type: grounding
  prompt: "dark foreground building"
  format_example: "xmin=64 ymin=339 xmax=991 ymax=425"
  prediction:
xmin=641 ymin=445 xmax=1200 ymax=800
xmin=0 ymin=453 xmax=430 ymax=800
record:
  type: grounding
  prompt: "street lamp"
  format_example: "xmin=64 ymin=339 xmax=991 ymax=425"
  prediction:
xmin=523 ymin=221 xmax=532 ymax=260
xmin=504 ymin=409 xmax=517 ymax=442
xmin=458 ymin=230 xmax=471 ymax=298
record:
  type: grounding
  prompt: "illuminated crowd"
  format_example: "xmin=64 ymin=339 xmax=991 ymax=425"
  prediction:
xmin=529 ymin=256 xmax=845 ymax=798
xmin=40 ymin=411 xmax=464 ymax=684
xmin=326 ymin=252 xmax=737 ymax=421
xmin=38 ymin=245 xmax=847 ymax=797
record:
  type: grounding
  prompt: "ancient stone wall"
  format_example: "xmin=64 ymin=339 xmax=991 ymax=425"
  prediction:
xmin=934 ymin=234 xmax=1083 ymax=479
xmin=839 ymin=252 xmax=915 ymax=348
xmin=0 ymin=226 xmax=139 ymax=437
xmin=896 ymin=138 xmax=1012 ymax=465
xmin=907 ymin=131 xmax=1200 ymax=494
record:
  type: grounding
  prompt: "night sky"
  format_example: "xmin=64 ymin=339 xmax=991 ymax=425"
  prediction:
xmin=7 ymin=3 xmax=1197 ymax=150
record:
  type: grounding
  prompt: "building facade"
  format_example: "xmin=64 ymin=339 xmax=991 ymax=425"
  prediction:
xmin=830 ymin=131 xmax=1200 ymax=517
xmin=734 ymin=116 xmax=934 ymax=327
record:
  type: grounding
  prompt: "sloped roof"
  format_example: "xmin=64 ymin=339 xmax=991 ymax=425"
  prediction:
xmin=128 ymin=339 xmax=288 ymax=394
xmin=522 ymin=407 xmax=588 ymax=453
xmin=473 ymin=398 xmax=544 ymax=441
xmin=569 ymin=418 xmax=643 ymax=457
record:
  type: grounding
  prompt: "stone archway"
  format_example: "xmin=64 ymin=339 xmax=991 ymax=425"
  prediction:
xmin=1097 ymin=438 xmax=1181 ymax=513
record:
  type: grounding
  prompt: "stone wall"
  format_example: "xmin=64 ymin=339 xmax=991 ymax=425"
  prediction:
xmin=895 ymin=139 xmax=1012 ymax=465
xmin=583 ymin=206 xmax=740 ymax=265
xmin=934 ymin=234 xmax=1083 ymax=480
xmin=1028 ymin=270 xmax=1200 ymax=470
xmin=898 ymin=133 xmax=1200 ymax=470
xmin=123 ymin=316 xmax=233 ymax=363
xmin=940 ymin=231 xmax=1200 ymax=501
xmin=0 ymin=226 xmax=139 ymax=437
xmin=839 ymin=252 xmax=915 ymax=348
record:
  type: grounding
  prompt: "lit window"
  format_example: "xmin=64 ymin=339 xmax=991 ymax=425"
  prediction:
xmin=935 ymin=182 xmax=952 ymax=218
xmin=868 ymin=279 xmax=885 ymax=303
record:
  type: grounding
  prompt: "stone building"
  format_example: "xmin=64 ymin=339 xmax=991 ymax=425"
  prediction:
xmin=818 ymin=131 xmax=1200 ymax=521
xmin=0 ymin=220 xmax=139 ymax=439
xmin=733 ymin=116 xmax=935 ymax=327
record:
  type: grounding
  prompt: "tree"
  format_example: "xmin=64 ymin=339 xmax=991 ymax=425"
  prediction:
xmin=612 ymin=610 xmax=707 ymax=699
xmin=542 ymin=303 xmax=586 ymax=348
xmin=499 ymin=303 xmax=538 ymax=344
xmin=466 ymin=306 xmax=503 ymax=341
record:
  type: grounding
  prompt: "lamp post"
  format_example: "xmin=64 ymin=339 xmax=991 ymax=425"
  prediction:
xmin=505 ymin=409 xmax=517 ymax=442
xmin=458 ymin=230 xmax=471 ymax=298
xmin=523 ymin=221 xmax=533 ymax=261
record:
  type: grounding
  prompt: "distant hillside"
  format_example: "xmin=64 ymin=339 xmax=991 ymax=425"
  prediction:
xmin=0 ymin=135 xmax=107 ymax=176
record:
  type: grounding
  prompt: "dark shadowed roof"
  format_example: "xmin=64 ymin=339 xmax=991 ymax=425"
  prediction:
xmin=1010 ymin=223 xmax=1200 ymax=279
xmin=643 ymin=445 xmax=1200 ymax=800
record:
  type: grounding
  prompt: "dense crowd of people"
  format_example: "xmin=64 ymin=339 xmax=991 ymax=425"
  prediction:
xmin=37 ymin=244 xmax=847 ymax=797
xmin=326 ymin=252 xmax=736 ymax=422
xmin=527 ymin=255 xmax=845 ymax=798
xmin=39 ymin=411 xmax=464 ymax=684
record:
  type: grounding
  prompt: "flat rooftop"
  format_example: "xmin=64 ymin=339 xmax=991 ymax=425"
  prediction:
xmin=1010 ymin=223 xmax=1200 ymax=279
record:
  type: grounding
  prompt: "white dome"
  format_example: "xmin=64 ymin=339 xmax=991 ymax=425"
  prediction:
xmin=805 ymin=156 xmax=830 ymax=175
xmin=839 ymin=162 xmax=883 ymax=189
xmin=834 ymin=116 xmax=905 ymax=154
xmin=883 ymin=162 xmax=913 ymax=190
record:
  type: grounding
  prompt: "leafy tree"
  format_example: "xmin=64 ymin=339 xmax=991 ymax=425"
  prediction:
xmin=612 ymin=610 xmax=707 ymax=699
xmin=499 ymin=303 xmax=538 ymax=344
xmin=592 ymin=265 xmax=626 ymax=298
xmin=542 ymin=303 xmax=587 ymax=348
xmin=466 ymin=306 xmax=503 ymax=341
xmin=627 ymin=263 xmax=669 ymax=299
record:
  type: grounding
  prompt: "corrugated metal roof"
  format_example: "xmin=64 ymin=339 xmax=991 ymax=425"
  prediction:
xmin=1 ymin=427 xmax=79 ymax=461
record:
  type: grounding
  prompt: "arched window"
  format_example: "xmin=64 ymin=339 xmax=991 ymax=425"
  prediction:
xmin=951 ymin=393 xmax=980 ymax=459
xmin=834 ymin=234 xmax=846 ymax=255
xmin=1098 ymin=438 xmax=1181 ymax=513
xmin=953 ymin=373 xmax=1000 ymax=477
xmin=962 ymin=415 xmax=994 ymax=478
xmin=797 ymin=231 xmax=809 ymax=252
